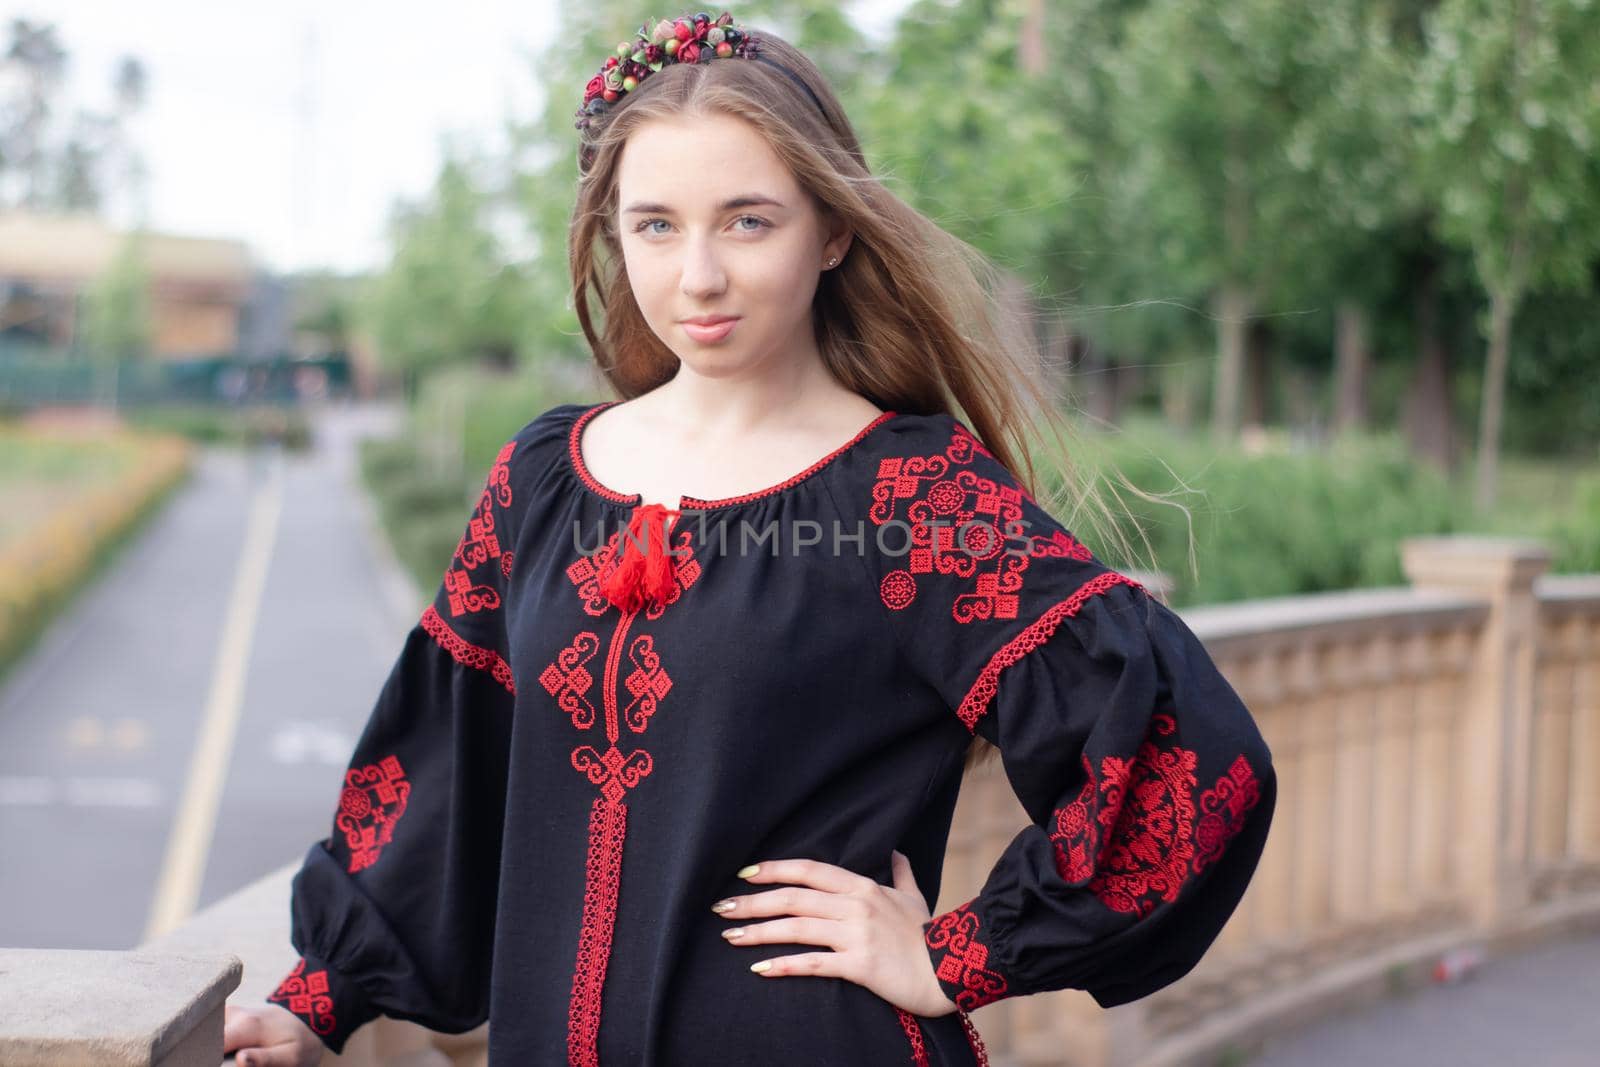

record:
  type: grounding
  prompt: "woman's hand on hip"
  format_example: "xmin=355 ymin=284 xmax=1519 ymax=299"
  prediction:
xmin=711 ymin=849 xmax=961 ymax=1018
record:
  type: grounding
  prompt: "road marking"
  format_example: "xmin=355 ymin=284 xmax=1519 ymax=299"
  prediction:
xmin=62 ymin=716 xmax=149 ymax=751
xmin=143 ymin=455 xmax=284 ymax=941
xmin=0 ymin=776 xmax=56 ymax=805
xmin=65 ymin=716 xmax=104 ymax=748
xmin=111 ymin=717 xmax=149 ymax=751
xmin=270 ymin=721 xmax=354 ymax=765
xmin=0 ymin=775 xmax=162 ymax=807
xmin=65 ymin=776 xmax=162 ymax=807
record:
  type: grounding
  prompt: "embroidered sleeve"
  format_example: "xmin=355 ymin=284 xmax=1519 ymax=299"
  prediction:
xmin=859 ymin=417 xmax=1276 ymax=1009
xmin=267 ymin=437 xmax=522 ymax=1053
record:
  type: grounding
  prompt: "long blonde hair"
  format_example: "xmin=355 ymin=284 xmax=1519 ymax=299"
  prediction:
xmin=568 ymin=24 xmax=1170 ymax=775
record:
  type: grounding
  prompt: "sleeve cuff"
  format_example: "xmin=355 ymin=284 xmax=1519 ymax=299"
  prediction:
xmin=922 ymin=897 xmax=1017 ymax=1011
xmin=265 ymin=952 xmax=379 ymax=1055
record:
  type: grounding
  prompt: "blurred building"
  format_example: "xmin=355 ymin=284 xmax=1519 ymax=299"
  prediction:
xmin=0 ymin=209 xmax=290 ymax=359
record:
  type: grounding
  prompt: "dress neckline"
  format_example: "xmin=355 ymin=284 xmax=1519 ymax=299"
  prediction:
xmin=566 ymin=400 xmax=899 ymax=511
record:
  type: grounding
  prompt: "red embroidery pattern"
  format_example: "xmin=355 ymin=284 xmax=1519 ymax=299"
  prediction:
xmin=444 ymin=439 xmax=517 ymax=617
xmin=870 ymin=432 xmax=1029 ymax=622
xmin=267 ymin=958 xmax=336 ymax=1036
xmin=870 ymin=421 xmax=1093 ymax=628
xmin=443 ymin=565 xmax=500 ymax=617
xmin=1029 ymin=527 xmax=1096 ymax=561
xmin=925 ymin=900 xmax=1009 ymax=1011
xmin=892 ymin=1005 xmax=989 ymax=1066
xmin=955 ymin=570 xmax=1144 ymax=731
xmin=540 ymin=631 xmax=601 ymax=729
xmin=959 ymin=1010 xmax=991 ymax=1066
xmin=542 ymin=507 xmax=704 ymax=1065
xmin=1052 ymin=714 xmax=1262 ymax=917
xmin=337 ymin=754 xmax=411 ymax=872
xmin=568 ymin=795 xmax=627 ymax=1067
xmin=894 ymin=1007 xmax=928 ymax=1066
xmin=420 ymin=605 xmax=516 ymax=694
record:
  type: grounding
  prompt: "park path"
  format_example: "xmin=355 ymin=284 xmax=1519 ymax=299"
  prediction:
xmin=0 ymin=402 xmax=423 ymax=949
xmin=1245 ymin=930 xmax=1600 ymax=1066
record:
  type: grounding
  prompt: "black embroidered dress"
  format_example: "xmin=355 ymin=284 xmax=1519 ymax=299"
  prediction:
xmin=266 ymin=400 xmax=1277 ymax=1066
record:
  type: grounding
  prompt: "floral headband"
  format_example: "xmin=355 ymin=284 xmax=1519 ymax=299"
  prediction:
xmin=573 ymin=10 xmax=826 ymax=137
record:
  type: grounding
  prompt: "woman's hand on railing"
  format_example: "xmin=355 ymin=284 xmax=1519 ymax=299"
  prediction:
xmin=223 ymin=1002 xmax=324 ymax=1067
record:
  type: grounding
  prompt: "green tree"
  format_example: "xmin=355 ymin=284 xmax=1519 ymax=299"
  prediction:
xmin=80 ymin=228 xmax=152 ymax=362
xmin=364 ymin=155 xmax=527 ymax=398
xmin=1412 ymin=0 xmax=1600 ymax=509
xmin=1107 ymin=0 xmax=1355 ymax=441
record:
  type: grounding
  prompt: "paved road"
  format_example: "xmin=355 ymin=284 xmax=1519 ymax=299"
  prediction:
xmin=1246 ymin=930 xmax=1600 ymax=1065
xmin=0 ymin=402 xmax=424 ymax=949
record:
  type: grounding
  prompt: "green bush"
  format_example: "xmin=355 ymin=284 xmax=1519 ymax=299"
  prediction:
xmin=125 ymin=405 xmax=313 ymax=451
xmin=360 ymin=366 xmax=584 ymax=592
xmin=1068 ymin=421 xmax=1466 ymax=607
xmin=1547 ymin=473 xmax=1600 ymax=573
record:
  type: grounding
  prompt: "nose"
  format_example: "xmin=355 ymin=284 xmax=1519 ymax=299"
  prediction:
xmin=679 ymin=233 xmax=727 ymax=300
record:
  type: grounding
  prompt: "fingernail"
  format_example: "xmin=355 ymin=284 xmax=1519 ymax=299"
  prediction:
xmin=721 ymin=927 xmax=745 ymax=940
xmin=737 ymin=864 xmax=760 ymax=878
xmin=711 ymin=899 xmax=736 ymax=913
xmin=751 ymin=960 xmax=772 ymax=973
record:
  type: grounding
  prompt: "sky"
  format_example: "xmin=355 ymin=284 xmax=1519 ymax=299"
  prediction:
xmin=4 ymin=1 xmax=913 ymax=277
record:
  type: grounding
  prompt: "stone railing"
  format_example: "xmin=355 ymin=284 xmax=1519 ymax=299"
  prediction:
xmin=938 ymin=536 xmax=1600 ymax=1067
xmin=4 ymin=536 xmax=1594 ymax=1066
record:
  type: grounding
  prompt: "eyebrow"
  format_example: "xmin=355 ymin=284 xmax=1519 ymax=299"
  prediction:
xmin=621 ymin=195 xmax=787 ymax=215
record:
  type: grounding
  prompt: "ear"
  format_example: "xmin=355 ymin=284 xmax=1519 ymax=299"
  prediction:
xmin=823 ymin=215 xmax=853 ymax=267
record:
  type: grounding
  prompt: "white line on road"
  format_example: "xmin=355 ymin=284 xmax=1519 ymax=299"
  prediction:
xmin=143 ymin=453 xmax=284 ymax=941
xmin=0 ymin=775 xmax=163 ymax=807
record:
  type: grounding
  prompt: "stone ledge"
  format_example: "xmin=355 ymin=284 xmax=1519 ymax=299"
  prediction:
xmin=0 ymin=948 xmax=241 ymax=1067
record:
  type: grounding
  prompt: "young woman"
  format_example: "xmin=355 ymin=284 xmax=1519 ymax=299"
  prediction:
xmin=225 ymin=12 xmax=1276 ymax=1066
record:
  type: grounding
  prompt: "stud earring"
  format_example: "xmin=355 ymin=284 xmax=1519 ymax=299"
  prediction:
xmin=825 ymin=256 xmax=838 ymax=268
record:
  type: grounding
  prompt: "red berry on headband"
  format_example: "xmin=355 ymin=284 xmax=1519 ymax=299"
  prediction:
xmin=716 ymin=41 xmax=732 ymax=57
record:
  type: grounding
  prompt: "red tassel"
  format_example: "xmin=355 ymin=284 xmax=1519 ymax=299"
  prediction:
xmin=600 ymin=502 xmax=680 ymax=613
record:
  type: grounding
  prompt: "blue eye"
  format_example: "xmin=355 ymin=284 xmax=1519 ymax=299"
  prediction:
xmin=631 ymin=216 xmax=771 ymax=235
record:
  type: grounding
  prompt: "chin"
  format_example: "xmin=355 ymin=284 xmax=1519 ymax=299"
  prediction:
xmin=672 ymin=349 xmax=754 ymax=377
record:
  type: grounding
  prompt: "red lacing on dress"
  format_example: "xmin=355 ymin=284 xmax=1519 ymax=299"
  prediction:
xmin=568 ymin=796 xmax=628 ymax=1067
xmin=958 ymin=1010 xmax=991 ymax=1065
xmin=600 ymin=502 xmax=681 ymax=613
xmin=678 ymin=409 xmax=899 ymax=508
xmin=267 ymin=957 xmax=337 ymax=1036
xmin=955 ymin=570 xmax=1144 ymax=731
xmin=569 ymin=403 xmax=642 ymax=505
xmin=894 ymin=1007 xmax=929 ymax=1065
xmin=420 ymin=604 xmax=516 ymax=694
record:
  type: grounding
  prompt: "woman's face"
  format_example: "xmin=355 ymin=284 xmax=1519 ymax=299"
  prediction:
xmin=614 ymin=110 xmax=850 ymax=378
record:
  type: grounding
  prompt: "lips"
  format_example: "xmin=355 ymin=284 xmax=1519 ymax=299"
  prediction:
xmin=681 ymin=318 xmax=739 ymax=342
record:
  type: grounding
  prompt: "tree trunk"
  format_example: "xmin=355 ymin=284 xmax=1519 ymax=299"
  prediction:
xmin=1211 ymin=284 xmax=1250 ymax=443
xmin=1333 ymin=300 xmax=1371 ymax=433
xmin=1078 ymin=336 xmax=1117 ymax=426
xmin=1159 ymin=357 xmax=1201 ymax=432
xmin=1243 ymin=318 xmax=1272 ymax=430
xmin=1403 ymin=255 xmax=1456 ymax=474
xmin=1473 ymin=283 xmax=1516 ymax=512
